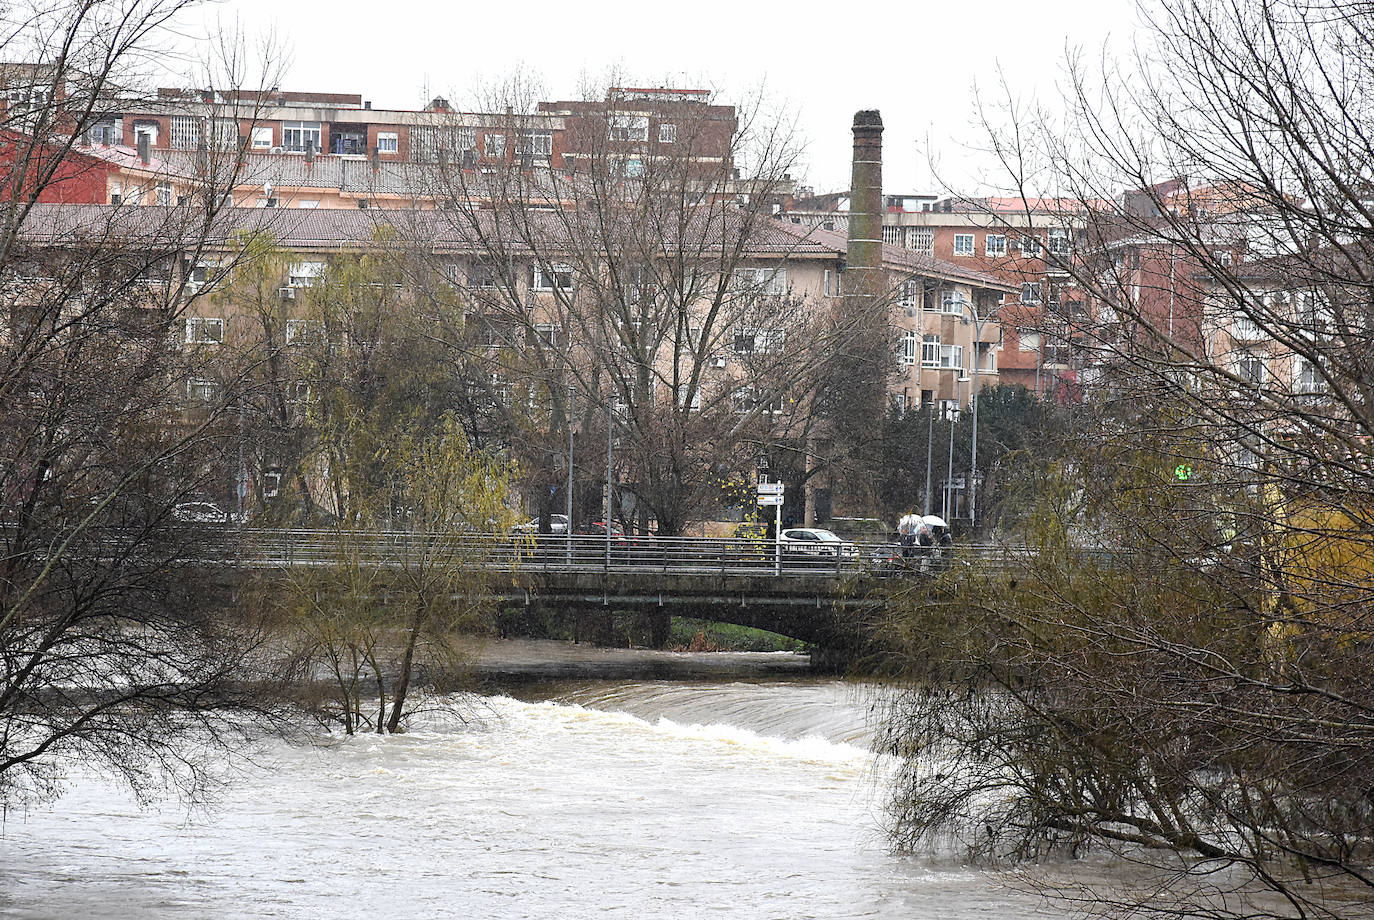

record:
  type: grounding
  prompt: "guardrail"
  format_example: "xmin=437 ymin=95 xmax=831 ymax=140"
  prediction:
xmin=221 ymin=529 xmax=1029 ymax=578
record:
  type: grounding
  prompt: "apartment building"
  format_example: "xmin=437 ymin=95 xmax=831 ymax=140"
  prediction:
xmin=785 ymin=192 xmax=1089 ymax=399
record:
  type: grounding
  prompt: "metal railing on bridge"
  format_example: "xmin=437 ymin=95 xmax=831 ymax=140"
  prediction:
xmin=225 ymin=529 xmax=1026 ymax=578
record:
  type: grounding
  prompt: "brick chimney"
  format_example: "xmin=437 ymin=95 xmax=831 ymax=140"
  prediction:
xmin=844 ymin=110 xmax=883 ymax=303
xmin=823 ymin=109 xmax=890 ymax=459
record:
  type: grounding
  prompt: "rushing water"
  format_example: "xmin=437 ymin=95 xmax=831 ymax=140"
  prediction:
xmin=0 ymin=675 xmax=1064 ymax=919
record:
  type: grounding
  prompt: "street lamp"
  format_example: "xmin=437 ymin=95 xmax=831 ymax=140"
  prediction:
xmin=956 ymin=295 xmax=993 ymax=532
xmin=945 ymin=375 xmax=965 ymax=520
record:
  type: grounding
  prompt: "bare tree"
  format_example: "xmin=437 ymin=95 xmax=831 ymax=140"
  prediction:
xmin=880 ymin=2 xmax=1374 ymax=917
xmin=0 ymin=2 xmax=292 ymax=807
xmin=406 ymin=77 xmax=844 ymax=535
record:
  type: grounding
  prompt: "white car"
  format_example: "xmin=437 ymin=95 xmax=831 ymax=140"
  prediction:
xmin=172 ymin=501 xmax=231 ymax=524
xmin=514 ymin=513 xmax=569 ymax=535
xmin=779 ymin=527 xmax=857 ymax=557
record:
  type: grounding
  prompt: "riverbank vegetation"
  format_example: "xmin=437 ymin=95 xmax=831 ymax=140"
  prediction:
xmin=876 ymin=0 xmax=1374 ymax=916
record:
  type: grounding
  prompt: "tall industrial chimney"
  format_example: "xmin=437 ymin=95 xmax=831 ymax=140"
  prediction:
xmin=823 ymin=109 xmax=890 ymax=463
xmin=844 ymin=110 xmax=884 ymax=304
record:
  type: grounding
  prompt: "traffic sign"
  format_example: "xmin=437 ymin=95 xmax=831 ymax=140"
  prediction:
xmin=757 ymin=494 xmax=783 ymax=505
xmin=757 ymin=482 xmax=784 ymax=495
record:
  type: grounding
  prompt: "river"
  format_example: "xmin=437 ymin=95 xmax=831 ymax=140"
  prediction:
xmin=1 ymin=651 xmax=1064 ymax=919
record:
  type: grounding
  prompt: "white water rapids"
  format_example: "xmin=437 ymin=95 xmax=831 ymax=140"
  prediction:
xmin=1 ymin=678 xmax=1064 ymax=918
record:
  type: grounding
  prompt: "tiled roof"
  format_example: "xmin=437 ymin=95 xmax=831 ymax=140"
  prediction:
xmin=11 ymin=203 xmax=1013 ymax=292
xmin=766 ymin=219 xmax=1016 ymax=291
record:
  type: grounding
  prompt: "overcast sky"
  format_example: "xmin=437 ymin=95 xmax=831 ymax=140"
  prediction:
xmin=173 ymin=0 xmax=1142 ymax=195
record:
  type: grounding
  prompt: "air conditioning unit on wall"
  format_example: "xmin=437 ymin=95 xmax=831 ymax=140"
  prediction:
xmin=278 ymin=286 xmax=295 ymax=300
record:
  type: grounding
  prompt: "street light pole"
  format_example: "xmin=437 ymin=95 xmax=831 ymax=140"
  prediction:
xmin=606 ymin=400 xmax=613 ymax=570
xmin=945 ymin=376 xmax=961 ymax=520
xmin=566 ymin=386 xmax=574 ymax=565
xmin=923 ymin=397 xmax=934 ymax=516
xmin=963 ymin=299 xmax=985 ymax=532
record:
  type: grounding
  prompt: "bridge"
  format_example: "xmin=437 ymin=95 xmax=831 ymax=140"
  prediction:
xmin=214 ymin=529 xmax=1015 ymax=651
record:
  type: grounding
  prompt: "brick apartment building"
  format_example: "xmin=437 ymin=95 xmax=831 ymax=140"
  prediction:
xmin=784 ymin=191 xmax=1091 ymax=399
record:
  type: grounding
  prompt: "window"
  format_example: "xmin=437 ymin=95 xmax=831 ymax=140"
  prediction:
xmin=485 ymin=133 xmax=506 ymax=158
xmin=1020 ymin=282 xmax=1042 ymax=304
xmin=659 ymin=122 xmax=676 ymax=144
xmin=907 ymin=228 xmax=933 ymax=253
xmin=1019 ymin=331 xmax=1042 ymax=353
xmin=1020 ymin=235 xmax=1043 ymax=256
xmin=1294 ymin=355 xmax=1321 ymax=393
xmin=89 ymin=117 xmax=121 ymax=145
xmin=184 ymin=317 xmax=223 ymax=344
xmin=1044 ymin=340 xmax=1072 ymax=367
xmin=183 ymin=260 xmax=217 ymax=290
xmin=156 ymin=182 xmax=172 ymax=207
xmin=376 ymin=131 xmax=399 ymax=154
xmin=921 ymin=334 xmax=941 ymax=367
xmin=986 ymin=234 xmax=1007 ymax=257
xmin=676 ymin=384 xmax=701 ymax=411
xmin=516 ymin=130 xmax=553 ymax=158
xmin=938 ymin=400 xmax=960 ymax=422
xmin=530 ymin=323 xmax=559 ymax=348
xmin=1214 ymin=249 xmax=1232 ymax=266
xmin=251 ymin=126 xmax=272 ymax=149
xmin=468 ymin=259 xmax=502 ymax=288
xmin=1048 ymin=227 xmax=1071 ymax=256
xmin=285 ymin=319 xmax=324 ymax=346
xmin=297 ymin=199 xmax=320 ymax=209
xmin=186 ymin=378 xmax=218 ymax=404
xmin=823 ymin=268 xmax=836 ymax=297
xmin=288 ymin=262 xmax=326 ymax=287
xmin=940 ymin=290 xmax=966 ymax=314
xmin=258 ymin=196 xmax=279 ymax=209
xmin=732 ymin=267 xmax=787 ymax=296
xmin=940 ymin=344 xmax=964 ymax=370
xmin=281 ymin=121 xmax=321 ymax=153
xmin=953 ymin=234 xmax=975 ymax=256
xmin=896 ymin=280 xmax=918 ymax=308
xmin=891 ymin=392 xmax=908 ymax=414
xmin=609 ymin=114 xmax=649 ymax=142
xmin=883 ymin=226 xmax=904 ymax=246
xmin=170 ymin=116 xmax=200 ymax=149
xmin=133 ymin=120 xmax=158 ymax=146
xmin=1233 ymin=313 xmax=1263 ymax=341
xmin=1237 ymin=351 xmax=1266 ymax=384
xmin=532 ymin=263 xmax=574 ymax=291
xmin=262 ymin=468 xmax=283 ymax=499
xmin=286 ymin=381 xmax=311 ymax=405
xmin=976 ymin=341 xmax=996 ymax=372
xmin=731 ymin=386 xmax=783 ymax=415
xmin=733 ymin=327 xmax=784 ymax=354
xmin=209 ymin=118 xmax=239 ymax=149
xmin=900 ymin=330 xmax=917 ymax=366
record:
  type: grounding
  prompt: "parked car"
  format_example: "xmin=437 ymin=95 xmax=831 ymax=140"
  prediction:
xmin=172 ymin=500 xmax=233 ymax=525
xmin=514 ymin=513 xmax=569 ymax=535
xmin=778 ymin=527 xmax=857 ymax=557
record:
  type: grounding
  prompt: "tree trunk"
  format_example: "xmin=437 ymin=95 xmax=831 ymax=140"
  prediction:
xmin=385 ymin=608 xmax=424 ymax=733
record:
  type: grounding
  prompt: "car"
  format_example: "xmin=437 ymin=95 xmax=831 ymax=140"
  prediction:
xmin=172 ymin=500 xmax=233 ymax=524
xmin=514 ymin=513 xmax=569 ymax=535
xmin=778 ymin=527 xmax=857 ymax=557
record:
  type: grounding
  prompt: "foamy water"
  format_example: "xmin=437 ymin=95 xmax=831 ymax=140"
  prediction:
xmin=0 ymin=682 xmax=1062 ymax=919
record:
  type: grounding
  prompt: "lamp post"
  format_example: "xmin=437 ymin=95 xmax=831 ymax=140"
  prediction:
xmin=945 ymin=375 xmax=964 ymax=520
xmin=923 ymin=397 xmax=934 ymax=516
xmin=565 ymin=385 xmax=574 ymax=565
xmin=958 ymin=296 xmax=992 ymax=532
